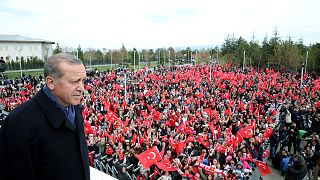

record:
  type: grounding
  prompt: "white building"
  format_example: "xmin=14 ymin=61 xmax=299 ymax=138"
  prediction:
xmin=0 ymin=34 xmax=55 ymax=62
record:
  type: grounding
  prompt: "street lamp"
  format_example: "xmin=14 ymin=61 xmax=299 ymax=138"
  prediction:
xmin=19 ymin=49 xmax=23 ymax=78
xmin=305 ymin=51 xmax=309 ymax=74
xmin=110 ymin=50 xmax=113 ymax=70
xmin=158 ymin=50 xmax=160 ymax=65
xmin=89 ymin=49 xmax=92 ymax=69
xmin=168 ymin=50 xmax=170 ymax=66
xmin=300 ymin=62 xmax=304 ymax=88
xmin=138 ymin=51 xmax=140 ymax=69
xmin=209 ymin=61 xmax=212 ymax=82
xmin=242 ymin=49 xmax=246 ymax=71
xmin=133 ymin=50 xmax=136 ymax=71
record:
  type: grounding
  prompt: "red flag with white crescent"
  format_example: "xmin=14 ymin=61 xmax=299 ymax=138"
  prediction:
xmin=255 ymin=161 xmax=272 ymax=176
xmin=134 ymin=146 xmax=162 ymax=169
xmin=263 ymin=150 xmax=269 ymax=159
xmin=155 ymin=160 xmax=177 ymax=172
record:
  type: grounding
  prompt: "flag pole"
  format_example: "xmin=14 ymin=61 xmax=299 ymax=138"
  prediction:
xmin=305 ymin=50 xmax=308 ymax=75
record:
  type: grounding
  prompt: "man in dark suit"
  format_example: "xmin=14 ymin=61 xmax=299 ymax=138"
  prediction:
xmin=0 ymin=53 xmax=90 ymax=180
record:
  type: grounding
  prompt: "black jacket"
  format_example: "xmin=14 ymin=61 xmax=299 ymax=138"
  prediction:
xmin=0 ymin=89 xmax=90 ymax=180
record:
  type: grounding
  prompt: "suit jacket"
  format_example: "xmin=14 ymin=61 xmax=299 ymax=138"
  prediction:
xmin=0 ymin=89 xmax=90 ymax=180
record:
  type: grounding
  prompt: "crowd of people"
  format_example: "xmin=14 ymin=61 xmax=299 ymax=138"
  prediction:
xmin=1 ymin=63 xmax=320 ymax=180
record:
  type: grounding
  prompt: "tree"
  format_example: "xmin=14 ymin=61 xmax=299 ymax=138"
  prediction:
xmin=261 ymin=34 xmax=272 ymax=67
xmin=96 ymin=49 xmax=104 ymax=62
xmin=120 ymin=44 xmax=126 ymax=64
xmin=234 ymin=36 xmax=249 ymax=65
xmin=276 ymin=36 xmax=301 ymax=69
xmin=77 ymin=45 xmax=84 ymax=62
xmin=268 ymin=27 xmax=281 ymax=67
xmin=308 ymin=43 xmax=320 ymax=73
xmin=248 ymin=35 xmax=261 ymax=67
xmin=53 ymin=43 xmax=63 ymax=54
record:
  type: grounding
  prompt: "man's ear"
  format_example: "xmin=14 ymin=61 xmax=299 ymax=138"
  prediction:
xmin=45 ymin=76 xmax=55 ymax=90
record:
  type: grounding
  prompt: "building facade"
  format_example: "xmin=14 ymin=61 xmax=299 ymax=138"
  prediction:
xmin=0 ymin=35 xmax=55 ymax=62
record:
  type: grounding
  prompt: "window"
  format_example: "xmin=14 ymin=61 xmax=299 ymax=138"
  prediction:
xmin=34 ymin=46 xmax=37 ymax=51
xmin=4 ymin=46 xmax=8 ymax=51
xmin=0 ymin=46 xmax=3 ymax=51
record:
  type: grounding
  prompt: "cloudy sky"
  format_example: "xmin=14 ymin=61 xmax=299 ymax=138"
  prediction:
xmin=1 ymin=0 xmax=319 ymax=49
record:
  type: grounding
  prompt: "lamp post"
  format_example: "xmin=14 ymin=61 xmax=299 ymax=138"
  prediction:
xmin=242 ymin=49 xmax=246 ymax=71
xmin=300 ymin=62 xmax=304 ymax=88
xmin=305 ymin=51 xmax=308 ymax=74
xmin=110 ymin=50 xmax=113 ymax=70
xmin=133 ymin=50 xmax=136 ymax=71
xmin=168 ymin=50 xmax=170 ymax=66
xmin=138 ymin=51 xmax=140 ymax=69
xmin=124 ymin=71 xmax=127 ymax=103
xmin=19 ymin=49 xmax=23 ymax=78
xmin=209 ymin=61 xmax=212 ymax=82
xmin=89 ymin=49 xmax=92 ymax=69
xmin=216 ymin=49 xmax=219 ymax=61
xmin=158 ymin=50 xmax=160 ymax=65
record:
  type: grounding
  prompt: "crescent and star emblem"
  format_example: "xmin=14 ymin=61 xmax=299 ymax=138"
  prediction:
xmin=147 ymin=152 xmax=156 ymax=160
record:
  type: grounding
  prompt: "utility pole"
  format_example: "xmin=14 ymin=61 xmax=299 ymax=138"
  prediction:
xmin=305 ymin=51 xmax=309 ymax=74
xmin=243 ymin=49 xmax=246 ymax=71
xmin=138 ymin=51 xmax=140 ymax=69
xmin=301 ymin=62 xmax=304 ymax=88
xmin=110 ymin=50 xmax=113 ymax=69
xmin=133 ymin=50 xmax=136 ymax=71
xmin=19 ymin=49 xmax=23 ymax=78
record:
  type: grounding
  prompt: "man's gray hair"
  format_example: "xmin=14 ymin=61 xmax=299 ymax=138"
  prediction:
xmin=44 ymin=53 xmax=83 ymax=79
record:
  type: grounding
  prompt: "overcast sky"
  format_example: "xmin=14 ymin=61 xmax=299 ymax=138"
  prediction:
xmin=1 ymin=0 xmax=319 ymax=50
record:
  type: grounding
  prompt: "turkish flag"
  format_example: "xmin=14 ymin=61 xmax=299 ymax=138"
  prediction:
xmin=106 ymin=133 xmax=116 ymax=144
xmin=132 ymin=133 xmax=138 ymax=144
xmin=160 ymin=144 xmax=166 ymax=157
xmin=238 ymin=125 xmax=254 ymax=138
xmin=247 ymin=152 xmax=253 ymax=162
xmin=181 ymin=173 xmax=196 ymax=180
xmin=263 ymin=127 xmax=273 ymax=139
xmin=152 ymin=111 xmax=161 ymax=121
xmin=225 ymin=136 xmax=232 ymax=146
xmin=214 ymin=144 xmax=227 ymax=154
xmin=196 ymin=154 xmax=205 ymax=164
xmin=106 ymin=145 xmax=114 ymax=155
xmin=155 ymin=160 xmax=177 ymax=172
xmin=186 ymin=135 xmax=195 ymax=143
xmin=226 ymin=124 xmax=232 ymax=134
xmin=235 ymin=132 xmax=244 ymax=144
xmin=176 ymin=141 xmax=186 ymax=155
xmin=263 ymin=150 xmax=269 ymax=159
xmin=207 ymin=122 xmax=215 ymax=134
xmin=204 ymin=108 xmax=213 ymax=117
xmin=168 ymin=139 xmax=178 ymax=149
xmin=153 ymin=167 xmax=160 ymax=178
xmin=119 ymin=148 xmax=124 ymax=161
xmin=215 ymin=125 xmax=221 ymax=138
xmin=197 ymin=135 xmax=209 ymax=148
xmin=106 ymin=111 xmax=119 ymax=122
xmin=255 ymin=161 xmax=272 ymax=176
xmin=143 ymin=119 xmax=152 ymax=128
xmin=134 ymin=146 xmax=162 ymax=169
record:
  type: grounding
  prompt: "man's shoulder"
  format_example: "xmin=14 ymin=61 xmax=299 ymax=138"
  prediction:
xmin=8 ymin=97 xmax=38 ymax=119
